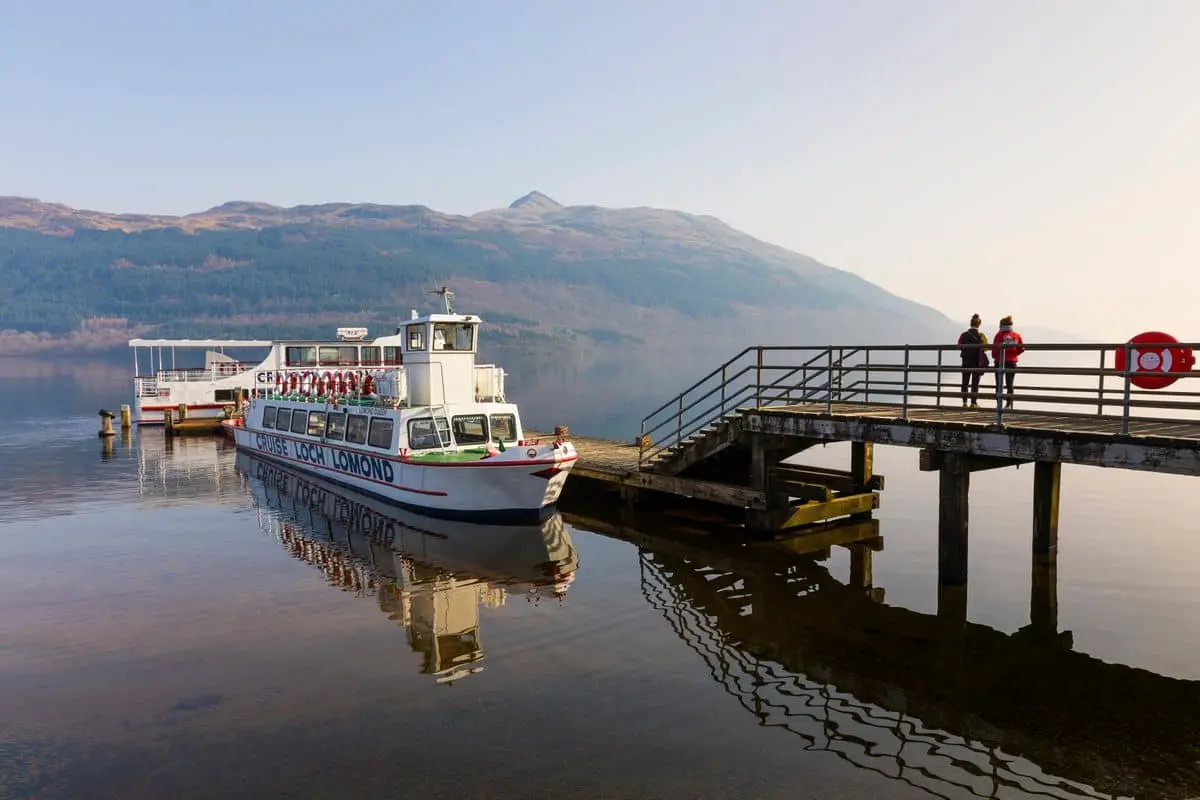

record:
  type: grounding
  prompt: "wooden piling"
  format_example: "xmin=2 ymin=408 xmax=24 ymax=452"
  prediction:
xmin=98 ymin=410 xmax=115 ymax=438
xmin=850 ymin=441 xmax=874 ymax=519
xmin=747 ymin=438 xmax=791 ymax=530
xmin=937 ymin=452 xmax=970 ymax=586
xmin=1032 ymin=461 xmax=1061 ymax=556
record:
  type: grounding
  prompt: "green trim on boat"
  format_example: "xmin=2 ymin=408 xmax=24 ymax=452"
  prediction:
xmin=405 ymin=448 xmax=492 ymax=463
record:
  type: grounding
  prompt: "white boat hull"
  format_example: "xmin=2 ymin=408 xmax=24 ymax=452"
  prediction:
xmin=231 ymin=423 xmax=576 ymax=524
xmin=238 ymin=450 xmax=579 ymax=588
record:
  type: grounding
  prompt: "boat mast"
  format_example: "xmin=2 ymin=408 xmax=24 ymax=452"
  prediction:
xmin=428 ymin=286 xmax=455 ymax=315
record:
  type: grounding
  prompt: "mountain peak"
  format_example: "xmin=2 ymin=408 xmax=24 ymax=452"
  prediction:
xmin=508 ymin=191 xmax=563 ymax=212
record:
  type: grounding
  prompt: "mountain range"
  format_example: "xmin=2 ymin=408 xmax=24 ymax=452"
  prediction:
xmin=0 ymin=191 xmax=1043 ymax=358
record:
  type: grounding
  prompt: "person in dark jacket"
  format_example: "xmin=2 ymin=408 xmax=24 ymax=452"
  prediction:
xmin=992 ymin=315 xmax=1025 ymax=408
xmin=957 ymin=314 xmax=989 ymax=407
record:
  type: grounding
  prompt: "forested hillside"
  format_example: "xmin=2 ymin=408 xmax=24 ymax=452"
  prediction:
xmin=0 ymin=192 xmax=955 ymax=353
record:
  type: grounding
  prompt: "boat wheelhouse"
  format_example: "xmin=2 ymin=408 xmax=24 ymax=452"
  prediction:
xmin=221 ymin=292 xmax=577 ymax=523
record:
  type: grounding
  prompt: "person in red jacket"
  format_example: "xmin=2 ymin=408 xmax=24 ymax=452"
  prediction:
xmin=992 ymin=315 xmax=1025 ymax=408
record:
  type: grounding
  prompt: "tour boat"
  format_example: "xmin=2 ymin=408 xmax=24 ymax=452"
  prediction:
xmin=205 ymin=290 xmax=576 ymax=523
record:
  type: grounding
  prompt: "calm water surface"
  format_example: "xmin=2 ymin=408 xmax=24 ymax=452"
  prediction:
xmin=3 ymin=359 xmax=1200 ymax=799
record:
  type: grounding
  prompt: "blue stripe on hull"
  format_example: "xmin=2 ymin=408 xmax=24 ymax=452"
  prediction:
xmin=249 ymin=450 xmax=557 ymax=526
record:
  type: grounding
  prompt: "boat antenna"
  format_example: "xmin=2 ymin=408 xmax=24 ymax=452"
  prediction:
xmin=427 ymin=285 xmax=455 ymax=314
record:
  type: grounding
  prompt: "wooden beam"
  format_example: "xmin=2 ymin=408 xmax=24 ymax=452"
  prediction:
xmin=738 ymin=431 xmax=823 ymax=453
xmin=773 ymin=479 xmax=833 ymax=503
xmin=743 ymin=410 xmax=1200 ymax=477
xmin=771 ymin=517 xmax=881 ymax=554
xmin=772 ymin=465 xmax=886 ymax=493
xmin=768 ymin=492 xmax=880 ymax=530
xmin=617 ymin=470 xmax=767 ymax=509
xmin=919 ymin=448 xmax=1031 ymax=473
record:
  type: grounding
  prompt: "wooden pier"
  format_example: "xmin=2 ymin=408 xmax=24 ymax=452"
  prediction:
xmin=544 ymin=339 xmax=1200 ymax=585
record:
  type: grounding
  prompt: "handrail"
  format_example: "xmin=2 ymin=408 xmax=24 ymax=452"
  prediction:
xmin=638 ymin=341 xmax=1200 ymax=468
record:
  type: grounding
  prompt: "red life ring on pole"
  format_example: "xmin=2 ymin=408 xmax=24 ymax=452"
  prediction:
xmin=1114 ymin=331 xmax=1195 ymax=390
xmin=347 ymin=372 xmax=358 ymax=392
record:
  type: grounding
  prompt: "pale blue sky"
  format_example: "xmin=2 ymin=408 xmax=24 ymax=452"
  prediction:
xmin=2 ymin=1 xmax=1198 ymax=338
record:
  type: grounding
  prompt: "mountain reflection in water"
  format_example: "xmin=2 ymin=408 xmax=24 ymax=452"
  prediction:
xmin=237 ymin=451 xmax=579 ymax=684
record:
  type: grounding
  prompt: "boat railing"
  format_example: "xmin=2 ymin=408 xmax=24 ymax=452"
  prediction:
xmin=134 ymin=376 xmax=160 ymax=398
xmin=151 ymin=363 xmax=255 ymax=383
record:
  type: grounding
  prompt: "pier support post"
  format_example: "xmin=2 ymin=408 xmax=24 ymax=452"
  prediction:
xmin=1032 ymin=461 xmax=1061 ymax=557
xmin=937 ymin=453 xmax=970 ymax=587
xmin=1030 ymin=461 xmax=1061 ymax=634
xmin=849 ymin=442 xmax=874 ymax=519
xmin=746 ymin=437 xmax=791 ymax=530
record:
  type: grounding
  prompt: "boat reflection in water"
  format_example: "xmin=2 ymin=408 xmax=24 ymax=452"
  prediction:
xmin=135 ymin=431 xmax=244 ymax=507
xmin=236 ymin=451 xmax=579 ymax=684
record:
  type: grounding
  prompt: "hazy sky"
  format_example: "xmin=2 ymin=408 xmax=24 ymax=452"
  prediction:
xmin=2 ymin=0 xmax=1197 ymax=338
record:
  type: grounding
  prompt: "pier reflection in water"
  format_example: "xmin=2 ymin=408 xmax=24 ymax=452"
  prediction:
xmin=568 ymin=506 xmax=1200 ymax=800
xmin=237 ymin=451 xmax=579 ymax=684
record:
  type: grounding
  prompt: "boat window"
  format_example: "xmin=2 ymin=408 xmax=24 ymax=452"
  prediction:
xmin=406 ymin=324 xmax=426 ymax=351
xmin=368 ymin=417 xmax=395 ymax=449
xmin=360 ymin=346 xmax=381 ymax=366
xmin=451 ymin=414 xmax=488 ymax=445
xmin=214 ymin=388 xmax=238 ymax=403
xmin=345 ymin=414 xmax=369 ymax=445
xmin=319 ymin=346 xmax=359 ymax=366
xmin=407 ymin=417 xmax=450 ymax=450
xmin=432 ymin=322 xmax=474 ymax=352
xmin=285 ymin=346 xmax=317 ymax=367
xmin=262 ymin=406 xmax=277 ymax=428
xmin=307 ymin=411 xmax=326 ymax=437
xmin=275 ymin=408 xmax=292 ymax=431
xmin=383 ymin=346 xmax=402 ymax=365
xmin=489 ymin=413 xmax=517 ymax=442
xmin=325 ymin=411 xmax=347 ymax=441
xmin=290 ymin=410 xmax=309 ymax=434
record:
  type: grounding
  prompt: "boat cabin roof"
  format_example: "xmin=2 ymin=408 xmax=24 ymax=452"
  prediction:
xmin=127 ymin=311 xmax=485 ymax=351
xmin=129 ymin=338 xmax=274 ymax=349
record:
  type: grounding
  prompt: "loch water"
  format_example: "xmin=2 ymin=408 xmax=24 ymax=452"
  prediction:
xmin=3 ymin=356 xmax=1200 ymax=800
